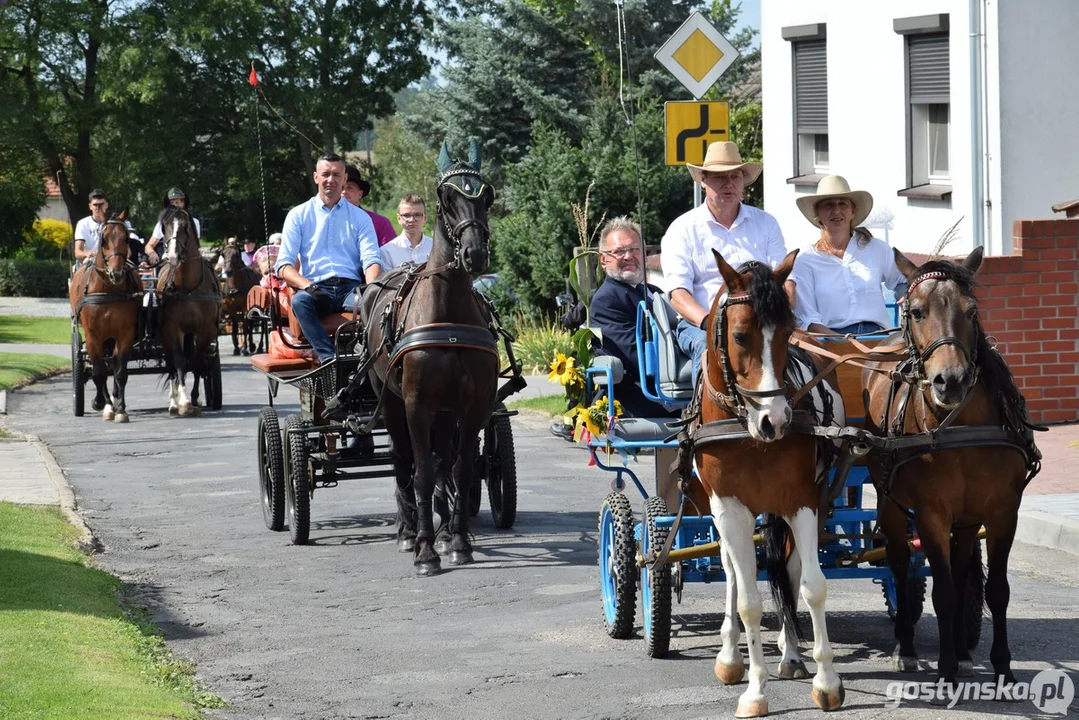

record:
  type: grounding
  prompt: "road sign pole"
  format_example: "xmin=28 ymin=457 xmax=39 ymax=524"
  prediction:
xmin=693 ymin=182 xmax=702 ymax=209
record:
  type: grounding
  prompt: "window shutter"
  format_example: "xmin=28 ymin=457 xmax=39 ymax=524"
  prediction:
xmin=909 ymin=34 xmax=949 ymax=104
xmin=794 ymin=39 xmax=828 ymax=135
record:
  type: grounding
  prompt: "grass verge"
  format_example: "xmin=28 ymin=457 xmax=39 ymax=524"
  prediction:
xmin=0 ymin=315 xmax=71 ymax=345
xmin=0 ymin=502 xmax=224 ymax=719
xmin=508 ymin=394 xmax=569 ymax=418
xmin=0 ymin=352 xmax=69 ymax=391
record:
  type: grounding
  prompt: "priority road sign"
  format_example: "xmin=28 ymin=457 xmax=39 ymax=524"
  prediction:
xmin=665 ymin=101 xmax=730 ymax=166
xmin=654 ymin=11 xmax=740 ymax=99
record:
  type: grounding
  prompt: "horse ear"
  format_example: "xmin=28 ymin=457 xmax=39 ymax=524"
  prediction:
xmin=962 ymin=245 xmax=984 ymax=274
xmin=774 ymin=249 xmax=798 ymax=284
xmin=712 ymin=248 xmax=743 ymax=291
xmin=437 ymin=140 xmax=453 ymax=172
xmin=116 ymin=207 xmax=129 ymax=222
xmin=893 ymin=247 xmax=919 ymax=280
xmin=467 ymin=137 xmax=482 ymax=171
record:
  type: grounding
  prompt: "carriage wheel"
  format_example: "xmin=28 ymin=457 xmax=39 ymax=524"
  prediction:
xmin=284 ymin=415 xmax=311 ymax=545
xmin=599 ymin=491 xmax=637 ymax=640
xmin=258 ymin=407 xmax=285 ymax=531
xmin=484 ymin=404 xmax=517 ymax=529
xmin=468 ymin=439 xmax=483 ymax=518
xmin=965 ymin=540 xmax=985 ymax=650
xmin=642 ymin=496 xmax=673 ymax=658
xmin=205 ymin=351 xmax=223 ymax=410
xmin=883 ymin=573 xmax=926 ymax=624
xmin=71 ymin=329 xmax=85 ymax=417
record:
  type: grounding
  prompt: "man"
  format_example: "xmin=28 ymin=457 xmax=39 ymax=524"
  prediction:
xmin=73 ymin=189 xmax=111 ymax=261
xmin=379 ymin=194 xmax=432 ymax=270
xmin=660 ymin=141 xmax=788 ymax=380
xmin=275 ymin=153 xmax=382 ymax=363
xmin=145 ymin=187 xmax=201 ymax=264
xmin=241 ymin=238 xmax=258 ymax=267
xmin=342 ymin=164 xmax=396 ymax=247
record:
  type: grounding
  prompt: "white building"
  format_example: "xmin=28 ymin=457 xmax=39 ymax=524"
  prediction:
xmin=760 ymin=0 xmax=1079 ymax=256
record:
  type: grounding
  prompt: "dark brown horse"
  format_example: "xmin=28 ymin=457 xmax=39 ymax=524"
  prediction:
xmin=219 ymin=244 xmax=260 ymax=356
xmin=692 ymin=251 xmax=845 ymax=717
xmin=69 ymin=209 xmax=140 ymax=422
xmin=157 ymin=205 xmax=221 ymax=416
xmin=364 ymin=139 xmax=498 ymax=576
xmin=862 ymin=247 xmax=1041 ymax=689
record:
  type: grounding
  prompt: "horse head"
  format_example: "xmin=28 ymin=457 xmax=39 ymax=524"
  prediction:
xmin=160 ymin=205 xmax=198 ymax=264
xmin=99 ymin=208 xmax=132 ymax=286
xmin=705 ymin=249 xmax=799 ymax=442
xmin=220 ymin=243 xmax=244 ymax=279
xmin=435 ymin=137 xmax=494 ymax=274
xmin=894 ymin=246 xmax=984 ymax=410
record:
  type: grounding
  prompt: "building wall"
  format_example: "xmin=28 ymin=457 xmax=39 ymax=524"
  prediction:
xmin=37 ymin=197 xmax=70 ymax=224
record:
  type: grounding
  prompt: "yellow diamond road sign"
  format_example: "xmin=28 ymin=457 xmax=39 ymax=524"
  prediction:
xmin=665 ymin=101 xmax=730 ymax=166
xmin=655 ymin=11 xmax=740 ymax=99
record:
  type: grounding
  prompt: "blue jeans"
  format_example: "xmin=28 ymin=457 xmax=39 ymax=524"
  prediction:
xmin=675 ymin=318 xmax=707 ymax=382
xmin=290 ymin=278 xmax=363 ymax=361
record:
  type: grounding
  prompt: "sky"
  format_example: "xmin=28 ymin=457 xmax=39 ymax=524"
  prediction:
xmin=733 ymin=0 xmax=762 ymax=48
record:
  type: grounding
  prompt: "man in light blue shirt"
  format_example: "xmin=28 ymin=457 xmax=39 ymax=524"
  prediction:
xmin=275 ymin=152 xmax=382 ymax=362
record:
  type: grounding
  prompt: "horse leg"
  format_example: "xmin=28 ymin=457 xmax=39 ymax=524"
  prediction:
xmin=985 ymin=501 xmax=1020 ymax=687
xmin=111 ymin=345 xmax=131 ymax=424
xmin=713 ymin=496 xmax=768 ymax=718
xmin=715 ymin=542 xmax=745 ymax=685
xmin=788 ymin=507 xmax=844 ymax=711
xmin=406 ymin=402 xmax=441 ymax=576
xmin=231 ymin=314 xmax=241 ymax=355
xmin=446 ymin=426 xmax=479 ymax=566
xmin=949 ymin=527 xmax=979 ymax=677
xmin=777 ymin=547 xmax=809 ymax=680
xmin=384 ymin=399 xmax=416 ymax=552
xmin=880 ymin=500 xmax=919 ymax=671
xmin=432 ymin=432 xmax=454 ymax=556
xmin=919 ymin=512 xmax=960 ymax=687
xmin=175 ymin=334 xmax=196 ymax=416
xmin=243 ymin=314 xmax=255 ymax=355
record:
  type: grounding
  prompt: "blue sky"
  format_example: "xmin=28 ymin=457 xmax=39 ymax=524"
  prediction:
xmin=733 ymin=0 xmax=762 ymax=47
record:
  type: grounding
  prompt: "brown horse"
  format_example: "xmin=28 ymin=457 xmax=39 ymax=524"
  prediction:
xmin=693 ymin=250 xmax=845 ymax=717
xmin=157 ymin=205 xmax=221 ymax=416
xmin=364 ymin=139 xmax=499 ymax=577
xmin=219 ymin=244 xmax=260 ymax=356
xmin=862 ymin=247 xmax=1041 ymax=689
xmin=69 ymin=210 xmax=140 ymax=422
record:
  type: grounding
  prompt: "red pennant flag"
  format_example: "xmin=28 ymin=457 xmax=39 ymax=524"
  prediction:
xmin=248 ymin=62 xmax=258 ymax=86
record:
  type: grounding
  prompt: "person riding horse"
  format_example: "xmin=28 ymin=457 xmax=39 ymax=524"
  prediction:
xmin=145 ymin=187 xmax=201 ymax=265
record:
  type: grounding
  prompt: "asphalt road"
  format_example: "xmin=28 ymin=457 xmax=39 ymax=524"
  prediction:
xmin=5 ymin=355 xmax=1079 ymax=720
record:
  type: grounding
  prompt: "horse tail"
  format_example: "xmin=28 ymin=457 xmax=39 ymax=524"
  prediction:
xmin=762 ymin=514 xmax=804 ymax=640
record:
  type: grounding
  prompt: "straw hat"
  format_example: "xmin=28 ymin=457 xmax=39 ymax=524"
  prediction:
xmin=686 ymin=142 xmax=763 ymax=185
xmin=796 ymin=175 xmax=874 ymax=228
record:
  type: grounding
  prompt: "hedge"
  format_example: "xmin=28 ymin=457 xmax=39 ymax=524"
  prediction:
xmin=0 ymin=259 xmax=70 ymax=298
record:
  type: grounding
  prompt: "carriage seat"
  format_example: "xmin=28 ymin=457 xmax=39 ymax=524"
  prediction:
xmin=249 ymin=352 xmax=316 ymax=375
xmin=272 ymin=287 xmax=361 ymax=344
xmin=609 ymin=417 xmax=682 ymax=444
xmin=651 ymin=293 xmax=694 ymax=400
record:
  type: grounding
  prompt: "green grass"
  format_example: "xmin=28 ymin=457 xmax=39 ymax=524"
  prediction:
xmin=0 ymin=315 xmax=72 ymax=345
xmin=508 ymin=393 xmax=569 ymax=418
xmin=0 ymin=353 xmax=69 ymax=391
xmin=0 ymin=502 xmax=222 ymax=719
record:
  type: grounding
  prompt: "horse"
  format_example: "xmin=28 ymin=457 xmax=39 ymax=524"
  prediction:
xmin=157 ymin=205 xmax=221 ymax=416
xmin=219 ymin=243 xmax=260 ymax=356
xmin=862 ymin=247 xmax=1041 ymax=689
xmin=69 ymin=209 xmax=140 ymax=422
xmin=690 ymin=250 xmax=845 ymax=717
xmin=364 ymin=138 xmax=499 ymax=577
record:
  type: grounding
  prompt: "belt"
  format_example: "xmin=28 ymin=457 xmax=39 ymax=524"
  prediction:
xmin=317 ymin=277 xmax=359 ymax=287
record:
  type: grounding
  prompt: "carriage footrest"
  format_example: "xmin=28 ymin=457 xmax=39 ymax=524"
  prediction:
xmin=609 ymin=417 xmax=682 ymax=444
xmin=250 ymin=353 xmax=316 ymax=375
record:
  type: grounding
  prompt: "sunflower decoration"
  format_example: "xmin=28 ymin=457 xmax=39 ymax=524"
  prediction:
xmin=548 ymin=351 xmax=585 ymax=394
xmin=568 ymin=395 xmax=624 ymax=443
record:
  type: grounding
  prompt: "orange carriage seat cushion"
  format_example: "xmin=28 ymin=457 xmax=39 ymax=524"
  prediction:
xmin=250 ymin=352 xmax=316 ymax=375
xmin=246 ymin=285 xmax=273 ymax=311
xmin=268 ymin=328 xmax=315 ymax=361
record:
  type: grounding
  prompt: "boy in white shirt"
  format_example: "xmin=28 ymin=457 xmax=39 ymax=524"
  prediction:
xmin=380 ymin=193 xmax=433 ymax=270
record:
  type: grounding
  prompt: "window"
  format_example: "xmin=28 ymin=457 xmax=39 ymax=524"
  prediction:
xmin=907 ymin=32 xmax=950 ymax=186
xmin=792 ymin=38 xmax=828 ymax=177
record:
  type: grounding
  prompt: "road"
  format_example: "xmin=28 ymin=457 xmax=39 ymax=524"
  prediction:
xmin=5 ymin=355 xmax=1079 ymax=719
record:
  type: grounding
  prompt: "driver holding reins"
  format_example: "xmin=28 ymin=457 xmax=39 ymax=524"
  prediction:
xmin=274 ymin=152 xmax=382 ymax=364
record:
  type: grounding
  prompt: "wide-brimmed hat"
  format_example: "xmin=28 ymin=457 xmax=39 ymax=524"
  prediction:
xmin=686 ymin=142 xmax=763 ymax=185
xmin=796 ymin=175 xmax=874 ymax=228
xmin=268 ymin=232 xmax=283 ymax=245
xmin=345 ymin=165 xmax=371 ymax=195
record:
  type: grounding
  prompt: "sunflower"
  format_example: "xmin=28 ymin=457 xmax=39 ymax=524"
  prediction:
xmin=548 ymin=352 xmax=577 ymax=386
xmin=566 ymin=404 xmax=604 ymax=438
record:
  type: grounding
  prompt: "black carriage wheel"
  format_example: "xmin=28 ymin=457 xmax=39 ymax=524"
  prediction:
xmin=965 ymin=540 xmax=985 ymax=650
xmin=258 ymin=407 xmax=285 ymax=531
xmin=884 ymin=574 xmax=926 ymax=624
xmin=643 ymin=496 xmax=672 ymax=658
xmin=599 ymin=491 xmax=637 ymax=640
xmin=206 ymin=349 xmax=223 ymax=410
xmin=284 ymin=415 xmax=311 ymax=545
xmin=71 ymin=329 xmax=85 ymax=417
xmin=485 ymin=404 xmax=517 ymax=529
xmin=468 ymin=438 xmax=483 ymax=518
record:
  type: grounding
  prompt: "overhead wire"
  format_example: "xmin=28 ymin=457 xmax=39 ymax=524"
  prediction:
xmin=614 ymin=0 xmax=646 ymax=244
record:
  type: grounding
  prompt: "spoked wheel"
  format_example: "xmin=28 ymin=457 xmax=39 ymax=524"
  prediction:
xmin=205 ymin=350 xmax=223 ymax=410
xmin=883 ymin=573 xmax=926 ymax=623
xmin=965 ymin=540 xmax=985 ymax=650
xmin=599 ymin=491 xmax=637 ymax=639
xmin=284 ymin=414 xmax=311 ymax=545
xmin=484 ymin=403 xmax=517 ymax=529
xmin=258 ymin=406 xmax=285 ymax=531
xmin=71 ymin=329 xmax=85 ymax=417
xmin=642 ymin=496 xmax=672 ymax=658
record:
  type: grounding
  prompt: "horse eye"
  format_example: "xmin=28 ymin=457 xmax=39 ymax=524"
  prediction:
xmin=966 ymin=307 xmax=978 ymax=319
xmin=732 ymin=332 xmax=749 ymax=347
xmin=909 ymin=308 xmax=925 ymax=321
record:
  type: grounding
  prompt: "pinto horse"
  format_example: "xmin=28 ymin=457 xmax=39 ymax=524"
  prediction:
xmin=69 ymin=209 xmax=140 ymax=422
xmin=219 ymin=244 xmax=260 ymax=356
xmin=157 ymin=205 xmax=221 ymax=416
xmin=691 ymin=250 xmax=845 ymax=717
xmin=364 ymin=138 xmax=498 ymax=577
xmin=862 ymin=247 xmax=1041 ymax=689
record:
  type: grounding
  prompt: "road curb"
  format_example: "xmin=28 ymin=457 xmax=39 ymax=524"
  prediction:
xmin=24 ymin=433 xmax=100 ymax=554
xmin=1016 ymin=509 xmax=1079 ymax=557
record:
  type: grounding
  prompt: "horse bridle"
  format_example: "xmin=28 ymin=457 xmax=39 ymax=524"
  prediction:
xmin=436 ymin=165 xmax=493 ymax=269
xmin=93 ymin=218 xmax=131 ymax=285
xmin=898 ymin=270 xmax=980 ymax=381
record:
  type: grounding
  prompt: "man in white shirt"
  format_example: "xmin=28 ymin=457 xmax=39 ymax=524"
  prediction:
xmin=380 ymin=193 xmax=433 ymax=270
xmin=73 ymin=189 xmax=111 ymax=261
xmin=660 ymin=142 xmax=788 ymax=379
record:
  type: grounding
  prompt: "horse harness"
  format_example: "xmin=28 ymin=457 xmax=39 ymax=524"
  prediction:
xmin=74 ymin=219 xmax=142 ymax=317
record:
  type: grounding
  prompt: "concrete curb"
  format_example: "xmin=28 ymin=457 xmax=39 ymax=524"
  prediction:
xmin=23 ymin=433 xmax=100 ymax=554
xmin=1015 ymin=509 xmax=1079 ymax=557
xmin=0 ymin=389 xmax=6 ymax=414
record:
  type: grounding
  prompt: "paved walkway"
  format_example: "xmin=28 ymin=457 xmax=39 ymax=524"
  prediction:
xmin=0 ymin=297 xmax=70 ymax=318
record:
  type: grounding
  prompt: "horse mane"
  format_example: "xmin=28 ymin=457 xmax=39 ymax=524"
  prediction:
xmin=912 ymin=259 xmax=1032 ymax=430
xmin=159 ymin=204 xmax=190 ymax=230
xmin=739 ymin=262 xmax=793 ymax=328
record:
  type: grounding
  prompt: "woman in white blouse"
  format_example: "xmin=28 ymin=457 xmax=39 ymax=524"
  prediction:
xmin=787 ymin=175 xmax=906 ymax=335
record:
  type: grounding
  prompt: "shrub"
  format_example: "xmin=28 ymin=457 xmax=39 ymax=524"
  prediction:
xmin=512 ymin=315 xmax=573 ymax=373
xmin=16 ymin=218 xmax=73 ymax=261
xmin=0 ymin=259 xmax=70 ymax=298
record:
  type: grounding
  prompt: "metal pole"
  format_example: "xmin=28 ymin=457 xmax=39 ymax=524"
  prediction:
xmin=693 ymin=181 xmax=702 ymax=209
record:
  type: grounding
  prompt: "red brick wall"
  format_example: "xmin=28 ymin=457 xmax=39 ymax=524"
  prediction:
xmin=975 ymin=219 xmax=1079 ymax=424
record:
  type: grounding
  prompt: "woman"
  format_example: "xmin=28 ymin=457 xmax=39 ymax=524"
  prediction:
xmin=788 ymin=175 xmax=906 ymax=335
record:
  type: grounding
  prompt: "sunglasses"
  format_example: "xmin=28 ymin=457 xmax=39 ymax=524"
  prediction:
xmin=602 ymin=248 xmax=641 ymax=259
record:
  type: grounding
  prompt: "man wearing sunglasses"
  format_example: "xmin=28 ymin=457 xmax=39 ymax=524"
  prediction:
xmin=379 ymin=194 xmax=432 ymax=270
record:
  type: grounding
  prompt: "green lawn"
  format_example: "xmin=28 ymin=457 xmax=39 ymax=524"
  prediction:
xmin=0 ymin=315 xmax=71 ymax=345
xmin=0 ymin=502 xmax=222 ymax=719
xmin=508 ymin=394 xmax=568 ymax=418
xmin=0 ymin=353 xmax=69 ymax=391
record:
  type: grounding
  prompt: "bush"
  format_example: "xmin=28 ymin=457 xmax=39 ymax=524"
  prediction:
xmin=0 ymin=259 xmax=70 ymax=298
xmin=16 ymin=219 xmax=73 ymax=260
xmin=512 ymin=315 xmax=573 ymax=373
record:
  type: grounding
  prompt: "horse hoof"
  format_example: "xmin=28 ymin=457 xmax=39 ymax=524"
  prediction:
xmin=734 ymin=698 xmax=768 ymax=718
xmin=169 ymin=405 xmax=179 ymax=417
xmin=232 ymin=347 xmax=241 ymax=356
xmin=893 ymin=654 xmax=920 ymax=673
xmin=398 ymin=537 xmax=416 ymax=553
xmin=114 ymin=413 xmax=129 ymax=424
xmin=92 ymin=400 xmax=105 ymax=412
xmin=777 ymin=660 xmax=809 ymax=680
xmin=241 ymin=348 xmax=251 ymax=357
xmin=957 ymin=660 xmax=975 ymax=677
xmin=812 ymin=682 xmax=845 ymax=712
xmin=179 ymin=403 xmax=195 ymax=417
xmin=415 ymin=560 xmax=442 ymax=577
xmin=448 ymin=550 xmax=473 ymax=566
xmin=715 ymin=660 xmax=746 ymax=685
xmin=434 ymin=538 xmax=451 ymax=555
xmin=102 ymin=410 xmax=114 ymax=422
